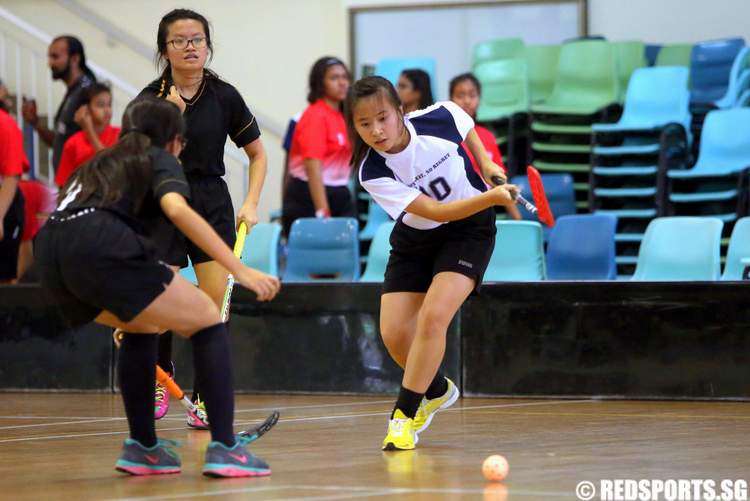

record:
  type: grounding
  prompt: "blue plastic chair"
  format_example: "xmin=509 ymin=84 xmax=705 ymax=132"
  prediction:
xmin=374 ymin=58 xmax=437 ymax=100
xmin=546 ymin=214 xmax=617 ymax=280
xmin=721 ymin=217 xmax=750 ymax=280
xmin=360 ymin=222 xmax=395 ymax=282
xmin=714 ymin=47 xmax=750 ymax=108
xmin=359 ymin=198 xmax=393 ymax=241
xmin=632 ymin=217 xmax=723 ymax=281
xmin=242 ymin=223 xmax=282 ymax=277
xmin=485 ymin=221 xmax=546 ymax=281
xmin=283 ymin=218 xmax=360 ymax=282
xmin=690 ymin=37 xmax=745 ymax=106
xmin=592 ymin=67 xmax=691 ymax=136
xmin=511 ymin=173 xmax=576 ymax=239
xmin=645 ymin=44 xmax=661 ymax=66
xmin=667 ymin=108 xmax=750 ymax=217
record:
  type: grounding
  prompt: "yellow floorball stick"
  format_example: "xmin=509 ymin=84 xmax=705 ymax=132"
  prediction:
xmin=220 ymin=222 xmax=248 ymax=322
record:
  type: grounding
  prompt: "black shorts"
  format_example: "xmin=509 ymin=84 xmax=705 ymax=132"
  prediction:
xmin=174 ymin=174 xmax=236 ymax=266
xmin=0 ymin=188 xmax=24 ymax=281
xmin=281 ymin=177 xmax=355 ymax=236
xmin=34 ymin=209 xmax=175 ymax=327
xmin=383 ymin=208 xmax=496 ymax=295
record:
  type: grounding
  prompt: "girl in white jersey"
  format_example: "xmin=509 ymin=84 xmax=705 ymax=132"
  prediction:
xmin=345 ymin=76 xmax=517 ymax=450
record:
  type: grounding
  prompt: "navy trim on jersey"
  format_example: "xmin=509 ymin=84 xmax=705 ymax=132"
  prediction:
xmin=410 ymin=105 xmax=462 ymax=145
xmin=458 ymin=145 xmax=487 ymax=193
xmin=360 ymin=149 xmax=395 ymax=182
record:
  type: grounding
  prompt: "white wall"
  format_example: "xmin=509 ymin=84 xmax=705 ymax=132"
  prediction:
xmin=588 ymin=0 xmax=750 ymax=43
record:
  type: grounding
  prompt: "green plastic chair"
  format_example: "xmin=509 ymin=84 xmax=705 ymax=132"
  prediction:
xmin=472 ymin=38 xmax=525 ymax=67
xmin=475 ymin=58 xmax=529 ymax=122
xmin=613 ymin=41 xmax=647 ymax=101
xmin=632 ymin=217 xmax=723 ymax=281
xmin=360 ymin=222 xmax=395 ymax=282
xmin=241 ymin=222 xmax=282 ymax=276
xmin=655 ymin=44 xmax=693 ymax=67
xmin=485 ymin=221 xmax=546 ymax=281
xmin=532 ymin=40 xmax=620 ymax=115
xmin=526 ymin=44 xmax=561 ymax=104
xmin=721 ymin=217 xmax=750 ymax=280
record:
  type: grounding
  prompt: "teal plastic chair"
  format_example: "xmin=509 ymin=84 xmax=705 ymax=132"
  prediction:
xmin=359 ymin=199 xmax=392 ymax=241
xmin=721 ymin=217 xmax=750 ymax=280
xmin=485 ymin=221 xmax=546 ymax=281
xmin=242 ymin=223 xmax=281 ymax=276
xmin=283 ymin=218 xmax=360 ymax=282
xmin=360 ymin=222 xmax=395 ymax=282
xmin=714 ymin=47 xmax=750 ymax=108
xmin=179 ymin=259 xmax=197 ymax=285
xmin=632 ymin=217 xmax=723 ymax=281
xmin=667 ymin=108 xmax=750 ymax=216
xmin=475 ymin=58 xmax=530 ymax=122
xmin=374 ymin=58 xmax=437 ymax=99
xmin=472 ymin=38 xmax=525 ymax=66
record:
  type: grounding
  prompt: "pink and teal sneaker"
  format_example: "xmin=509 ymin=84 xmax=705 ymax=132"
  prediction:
xmin=115 ymin=438 xmax=181 ymax=476
xmin=154 ymin=381 xmax=170 ymax=420
xmin=186 ymin=396 xmax=209 ymax=430
xmin=202 ymin=436 xmax=270 ymax=478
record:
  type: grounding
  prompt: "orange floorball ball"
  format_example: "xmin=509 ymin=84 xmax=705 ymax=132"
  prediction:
xmin=482 ymin=455 xmax=509 ymax=482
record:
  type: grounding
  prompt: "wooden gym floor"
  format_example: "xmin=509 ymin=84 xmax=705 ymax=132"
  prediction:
xmin=0 ymin=394 xmax=747 ymax=500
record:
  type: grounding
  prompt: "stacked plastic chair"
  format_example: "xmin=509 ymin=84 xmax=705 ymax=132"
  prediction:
xmin=526 ymin=45 xmax=561 ymax=104
xmin=688 ymin=38 xmax=746 ymax=152
xmin=241 ymin=223 xmax=282 ymax=276
xmin=721 ymin=217 xmax=750 ymax=280
xmin=283 ymin=218 xmax=360 ymax=282
xmin=666 ymin=108 xmax=750 ymax=245
xmin=485 ymin=221 xmax=546 ymax=281
xmin=360 ymin=222 xmax=395 ymax=282
xmin=655 ymin=44 xmax=693 ymax=67
xmin=511 ymin=173 xmax=576 ymax=241
xmin=475 ymin=57 xmax=530 ymax=173
xmin=589 ymin=67 xmax=691 ymax=276
xmin=529 ymin=40 xmax=625 ymax=210
xmin=632 ymin=217 xmax=723 ymax=281
xmin=546 ymin=214 xmax=617 ymax=280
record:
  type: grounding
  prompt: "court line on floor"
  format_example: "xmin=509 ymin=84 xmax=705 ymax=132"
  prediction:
xmin=0 ymin=399 xmax=395 ymax=422
xmin=0 ymin=399 xmax=592 ymax=444
xmin=0 ymin=417 xmax=123 ymax=431
xmin=106 ymin=483 xmax=572 ymax=501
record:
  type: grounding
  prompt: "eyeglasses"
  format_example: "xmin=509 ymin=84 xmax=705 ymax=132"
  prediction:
xmin=167 ymin=37 xmax=207 ymax=50
xmin=179 ymin=137 xmax=188 ymax=148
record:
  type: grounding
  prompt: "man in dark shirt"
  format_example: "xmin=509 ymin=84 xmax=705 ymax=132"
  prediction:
xmin=22 ymin=35 xmax=96 ymax=170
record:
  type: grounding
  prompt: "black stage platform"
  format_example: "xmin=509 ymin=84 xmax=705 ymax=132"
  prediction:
xmin=2 ymin=282 xmax=748 ymax=399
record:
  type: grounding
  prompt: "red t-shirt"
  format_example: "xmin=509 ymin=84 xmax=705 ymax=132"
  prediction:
xmin=462 ymin=124 xmax=506 ymax=182
xmin=288 ymin=99 xmax=352 ymax=187
xmin=54 ymin=125 xmax=120 ymax=187
xmin=19 ymin=180 xmax=56 ymax=241
xmin=0 ymin=109 xmax=25 ymax=179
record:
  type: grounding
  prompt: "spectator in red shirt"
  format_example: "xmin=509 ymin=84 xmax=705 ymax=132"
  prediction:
xmin=17 ymin=179 xmax=55 ymax=280
xmin=450 ymin=72 xmax=520 ymax=220
xmin=282 ymin=56 xmax=353 ymax=236
xmin=0 ymin=106 xmax=25 ymax=282
xmin=397 ymin=69 xmax=434 ymax=114
xmin=54 ymin=83 xmax=120 ymax=188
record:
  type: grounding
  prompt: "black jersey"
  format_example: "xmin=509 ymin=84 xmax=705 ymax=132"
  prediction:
xmin=138 ymin=73 xmax=260 ymax=176
xmin=56 ymin=146 xmax=190 ymax=233
xmin=52 ymin=74 xmax=95 ymax=169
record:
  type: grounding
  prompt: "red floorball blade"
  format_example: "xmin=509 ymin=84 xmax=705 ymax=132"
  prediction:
xmin=527 ymin=165 xmax=555 ymax=227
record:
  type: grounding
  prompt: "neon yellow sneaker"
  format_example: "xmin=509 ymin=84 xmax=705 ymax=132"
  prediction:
xmin=413 ymin=377 xmax=460 ymax=435
xmin=382 ymin=409 xmax=417 ymax=451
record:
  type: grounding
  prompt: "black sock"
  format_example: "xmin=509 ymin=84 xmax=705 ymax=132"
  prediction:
xmin=424 ymin=372 xmax=448 ymax=400
xmin=118 ymin=332 xmax=158 ymax=448
xmin=392 ymin=386 xmax=424 ymax=419
xmin=157 ymin=331 xmax=174 ymax=374
xmin=190 ymin=322 xmax=235 ymax=447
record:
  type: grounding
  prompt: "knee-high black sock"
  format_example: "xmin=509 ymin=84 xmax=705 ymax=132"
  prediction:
xmin=424 ymin=371 xmax=448 ymax=400
xmin=392 ymin=386 xmax=424 ymax=419
xmin=157 ymin=331 xmax=174 ymax=374
xmin=190 ymin=322 xmax=235 ymax=447
xmin=118 ymin=333 xmax=158 ymax=448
